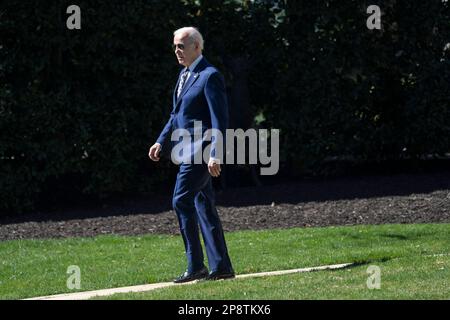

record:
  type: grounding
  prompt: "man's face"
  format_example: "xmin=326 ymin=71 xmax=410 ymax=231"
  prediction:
xmin=173 ymin=33 xmax=200 ymax=67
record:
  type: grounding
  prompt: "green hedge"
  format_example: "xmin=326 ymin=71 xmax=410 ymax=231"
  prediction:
xmin=267 ymin=0 xmax=450 ymax=173
xmin=1 ymin=0 xmax=449 ymax=214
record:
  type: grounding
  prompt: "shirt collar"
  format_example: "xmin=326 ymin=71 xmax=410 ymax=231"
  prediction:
xmin=185 ymin=54 xmax=203 ymax=73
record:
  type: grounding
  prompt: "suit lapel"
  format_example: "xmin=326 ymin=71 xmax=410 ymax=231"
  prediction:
xmin=178 ymin=71 xmax=199 ymax=100
xmin=173 ymin=57 xmax=208 ymax=112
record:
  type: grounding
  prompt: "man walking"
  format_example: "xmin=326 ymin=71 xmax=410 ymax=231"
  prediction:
xmin=148 ymin=27 xmax=234 ymax=283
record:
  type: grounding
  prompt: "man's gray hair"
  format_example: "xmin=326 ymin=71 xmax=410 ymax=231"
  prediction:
xmin=174 ymin=27 xmax=204 ymax=51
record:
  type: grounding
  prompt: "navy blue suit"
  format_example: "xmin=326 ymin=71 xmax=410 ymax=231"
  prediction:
xmin=156 ymin=56 xmax=233 ymax=273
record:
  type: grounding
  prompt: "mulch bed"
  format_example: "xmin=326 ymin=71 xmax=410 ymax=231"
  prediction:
xmin=1 ymin=172 xmax=449 ymax=241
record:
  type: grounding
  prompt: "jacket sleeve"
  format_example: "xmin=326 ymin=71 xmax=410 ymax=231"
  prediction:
xmin=156 ymin=70 xmax=183 ymax=148
xmin=156 ymin=110 xmax=175 ymax=149
xmin=204 ymin=71 xmax=229 ymax=160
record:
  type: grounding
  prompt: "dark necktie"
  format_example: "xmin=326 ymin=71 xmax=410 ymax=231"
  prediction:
xmin=177 ymin=69 xmax=189 ymax=98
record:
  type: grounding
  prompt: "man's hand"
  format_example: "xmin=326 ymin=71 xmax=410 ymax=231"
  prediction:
xmin=208 ymin=158 xmax=221 ymax=177
xmin=148 ymin=143 xmax=162 ymax=161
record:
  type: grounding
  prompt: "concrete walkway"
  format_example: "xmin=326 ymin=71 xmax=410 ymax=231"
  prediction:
xmin=24 ymin=262 xmax=354 ymax=300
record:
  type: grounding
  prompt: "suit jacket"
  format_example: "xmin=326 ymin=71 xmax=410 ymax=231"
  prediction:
xmin=156 ymin=57 xmax=229 ymax=162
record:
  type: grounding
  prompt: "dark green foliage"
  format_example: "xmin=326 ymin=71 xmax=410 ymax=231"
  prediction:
xmin=269 ymin=0 xmax=450 ymax=173
xmin=1 ymin=0 xmax=449 ymax=214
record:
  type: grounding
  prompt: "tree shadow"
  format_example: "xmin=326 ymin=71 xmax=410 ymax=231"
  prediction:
xmin=1 ymin=161 xmax=449 ymax=224
xmin=215 ymin=165 xmax=450 ymax=208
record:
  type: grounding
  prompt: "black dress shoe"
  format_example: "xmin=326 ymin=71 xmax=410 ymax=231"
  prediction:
xmin=205 ymin=270 xmax=235 ymax=281
xmin=173 ymin=267 xmax=209 ymax=283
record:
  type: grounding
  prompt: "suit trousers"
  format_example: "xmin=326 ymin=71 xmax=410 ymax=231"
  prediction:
xmin=172 ymin=163 xmax=233 ymax=273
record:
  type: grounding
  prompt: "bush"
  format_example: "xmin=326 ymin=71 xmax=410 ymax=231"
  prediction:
xmin=0 ymin=0 xmax=276 ymax=214
xmin=264 ymin=0 xmax=450 ymax=173
xmin=1 ymin=0 xmax=448 ymax=214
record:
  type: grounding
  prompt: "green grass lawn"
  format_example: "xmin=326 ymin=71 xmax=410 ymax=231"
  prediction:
xmin=99 ymin=255 xmax=450 ymax=300
xmin=0 ymin=223 xmax=449 ymax=300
